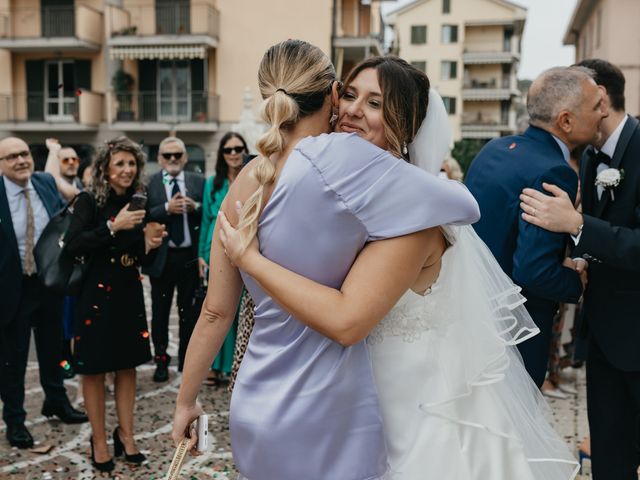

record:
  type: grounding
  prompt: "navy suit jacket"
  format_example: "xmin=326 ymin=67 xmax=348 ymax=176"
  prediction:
xmin=465 ymin=126 xmax=583 ymax=313
xmin=574 ymin=115 xmax=640 ymax=371
xmin=0 ymin=172 xmax=64 ymax=326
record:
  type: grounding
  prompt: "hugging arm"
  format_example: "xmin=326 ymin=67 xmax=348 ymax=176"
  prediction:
xmin=512 ymin=166 xmax=583 ymax=303
xmin=220 ymin=212 xmax=445 ymax=346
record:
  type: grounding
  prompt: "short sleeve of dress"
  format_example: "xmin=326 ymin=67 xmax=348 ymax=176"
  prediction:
xmin=296 ymin=133 xmax=480 ymax=241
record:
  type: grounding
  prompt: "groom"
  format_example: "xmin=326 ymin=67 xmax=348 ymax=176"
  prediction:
xmin=520 ymin=59 xmax=640 ymax=480
xmin=464 ymin=66 xmax=607 ymax=388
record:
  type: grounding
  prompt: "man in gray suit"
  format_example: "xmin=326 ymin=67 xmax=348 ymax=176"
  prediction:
xmin=144 ymin=136 xmax=204 ymax=382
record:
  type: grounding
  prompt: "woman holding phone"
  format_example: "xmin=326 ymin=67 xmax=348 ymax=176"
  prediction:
xmin=65 ymin=136 xmax=165 ymax=472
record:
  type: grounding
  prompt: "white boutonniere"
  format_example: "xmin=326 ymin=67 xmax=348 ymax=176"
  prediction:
xmin=595 ymin=168 xmax=625 ymax=201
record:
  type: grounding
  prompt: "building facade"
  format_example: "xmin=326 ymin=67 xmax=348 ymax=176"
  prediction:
xmin=387 ymin=0 xmax=526 ymax=141
xmin=564 ymin=0 xmax=640 ymax=117
xmin=0 ymin=0 xmax=390 ymax=173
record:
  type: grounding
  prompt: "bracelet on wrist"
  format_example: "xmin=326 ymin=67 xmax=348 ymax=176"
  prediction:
xmin=106 ymin=220 xmax=116 ymax=237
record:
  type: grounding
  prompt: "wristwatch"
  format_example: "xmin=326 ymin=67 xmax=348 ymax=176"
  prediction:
xmin=106 ymin=220 xmax=116 ymax=238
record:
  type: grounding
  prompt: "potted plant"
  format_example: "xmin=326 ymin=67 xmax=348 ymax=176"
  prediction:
xmin=112 ymin=69 xmax=135 ymax=121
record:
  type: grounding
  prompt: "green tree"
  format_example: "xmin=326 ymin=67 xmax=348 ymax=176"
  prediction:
xmin=452 ymin=138 xmax=488 ymax=175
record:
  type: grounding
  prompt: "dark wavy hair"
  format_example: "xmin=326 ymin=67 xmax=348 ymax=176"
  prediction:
xmin=341 ymin=56 xmax=430 ymax=162
xmin=213 ymin=131 xmax=248 ymax=196
xmin=90 ymin=136 xmax=146 ymax=207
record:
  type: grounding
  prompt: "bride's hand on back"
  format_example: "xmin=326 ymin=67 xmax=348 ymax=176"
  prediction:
xmin=218 ymin=210 xmax=261 ymax=271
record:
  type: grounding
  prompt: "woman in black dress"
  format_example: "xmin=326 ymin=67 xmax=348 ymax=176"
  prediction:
xmin=65 ymin=137 xmax=165 ymax=472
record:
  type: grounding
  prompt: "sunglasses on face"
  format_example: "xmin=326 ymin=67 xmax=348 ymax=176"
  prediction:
xmin=161 ymin=152 xmax=184 ymax=160
xmin=0 ymin=150 xmax=31 ymax=162
xmin=223 ymin=146 xmax=246 ymax=155
xmin=61 ymin=157 xmax=79 ymax=165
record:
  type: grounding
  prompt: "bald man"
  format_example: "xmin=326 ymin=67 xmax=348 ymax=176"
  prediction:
xmin=0 ymin=137 xmax=87 ymax=449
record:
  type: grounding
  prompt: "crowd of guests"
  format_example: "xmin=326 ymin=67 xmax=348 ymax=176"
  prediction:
xmin=0 ymin=53 xmax=638 ymax=480
xmin=0 ymin=129 xmax=255 ymax=472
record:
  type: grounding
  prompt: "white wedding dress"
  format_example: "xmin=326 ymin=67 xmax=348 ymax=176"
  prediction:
xmin=368 ymin=225 xmax=580 ymax=480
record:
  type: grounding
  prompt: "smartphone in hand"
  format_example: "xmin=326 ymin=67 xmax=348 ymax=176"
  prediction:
xmin=195 ymin=414 xmax=208 ymax=452
xmin=128 ymin=192 xmax=147 ymax=211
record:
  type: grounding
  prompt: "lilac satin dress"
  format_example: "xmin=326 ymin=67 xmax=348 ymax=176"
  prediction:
xmin=230 ymin=133 xmax=480 ymax=480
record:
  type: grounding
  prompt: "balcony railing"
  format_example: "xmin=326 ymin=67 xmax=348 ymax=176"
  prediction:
xmin=111 ymin=91 xmax=219 ymax=124
xmin=110 ymin=4 xmax=219 ymax=38
xmin=42 ymin=6 xmax=74 ymax=37
xmin=0 ymin=91 xmax=103 ymax=127
xmin=0 ymin=5 xmax=102 ymax=46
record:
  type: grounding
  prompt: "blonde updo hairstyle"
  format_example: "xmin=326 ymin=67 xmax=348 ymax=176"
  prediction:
xmin=236 ymin=39 xmax=336 ymax=250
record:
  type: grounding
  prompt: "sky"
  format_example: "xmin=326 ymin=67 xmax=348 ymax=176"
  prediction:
xmin=382 ymin=0 xmax=579 ymax=80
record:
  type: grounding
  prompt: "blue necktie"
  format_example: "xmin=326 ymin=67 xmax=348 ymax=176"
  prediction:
xmin=169 ymin=178 xmax=184 ymax=246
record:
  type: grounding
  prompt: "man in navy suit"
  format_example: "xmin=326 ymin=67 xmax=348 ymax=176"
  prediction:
xmin=465 ymin=66 xmax=608 ymax=388
xmin=0 ymin=137 xmax=87 ymax=449
xmin=520 ymin=60 xmax=640 ymax=479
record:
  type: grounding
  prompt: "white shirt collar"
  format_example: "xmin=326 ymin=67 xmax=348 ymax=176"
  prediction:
xmin=163 ymin=170 xmax=185 ymax=182
xmin=599 ymin=114 xmax=629 ymax=158
xmin=3 ymin=175 xmax=33 ymax=197
xmin=551 ymin=134 xmax=571 ymax=164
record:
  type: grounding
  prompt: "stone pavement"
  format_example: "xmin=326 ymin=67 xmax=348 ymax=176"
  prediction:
xmin=1 ymin=280 xmax=595 ymax=479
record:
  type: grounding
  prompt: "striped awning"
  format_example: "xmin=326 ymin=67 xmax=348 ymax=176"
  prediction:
xmin=109 ymin=44 xmax=207 ymax=60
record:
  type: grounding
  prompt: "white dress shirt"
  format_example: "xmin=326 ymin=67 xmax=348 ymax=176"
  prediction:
xmin=3 ymin=176 xmax=50 ymax=264
xmin=162 ymin=170 xmax=192 ymax=248
xmin=596 ymin=114 xmax=629 ymax=200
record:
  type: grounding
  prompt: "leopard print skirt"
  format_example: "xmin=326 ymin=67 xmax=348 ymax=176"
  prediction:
xmin=229 ymin=290 xmax=255 ymax=391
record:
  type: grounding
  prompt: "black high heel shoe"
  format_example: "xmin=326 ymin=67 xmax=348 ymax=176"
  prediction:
xmin=113 ymin=426 xmax=146 ymax=464
xmin=90 ymin=436 xmax=114 ymax=472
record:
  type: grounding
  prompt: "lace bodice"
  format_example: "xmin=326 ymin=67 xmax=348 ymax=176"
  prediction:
xmin=368 ymin=283 xmax=452 ymax=345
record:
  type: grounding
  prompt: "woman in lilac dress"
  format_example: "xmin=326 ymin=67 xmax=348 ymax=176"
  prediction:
xmin=172 ymin=40 xmax=479 ymax=479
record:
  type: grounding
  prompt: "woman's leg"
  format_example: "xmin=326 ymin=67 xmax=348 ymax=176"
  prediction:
xmin=82 ymin=373 xmax=109 ymax=461
xmin=114 ymin=368 xmax=139 ymax=454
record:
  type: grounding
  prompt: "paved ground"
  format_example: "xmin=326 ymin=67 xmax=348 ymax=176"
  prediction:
xmin=1 ymin=280 xmax=594 ymax=479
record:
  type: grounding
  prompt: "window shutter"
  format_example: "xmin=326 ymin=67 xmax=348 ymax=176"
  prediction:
xmin=74 ymin=59 xmax=91 ymax=91
xmin=26 ymin=60 xmax=44 ymax=121
xmin=138 ymin=60 xmax=157 ymax=121
xmin=190 ymin=59 xmax=206 ymax=121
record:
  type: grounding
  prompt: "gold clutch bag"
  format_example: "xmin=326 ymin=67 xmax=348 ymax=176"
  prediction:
xmin=166 ymin=438 xmax=191 ymax=480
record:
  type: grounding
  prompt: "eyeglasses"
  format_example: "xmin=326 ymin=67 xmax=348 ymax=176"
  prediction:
xmin=61 ymin=157 xmax=79 ymax=165
xmin=0 ymin=150 xmax=31 ymax=162
xmin=161 ymin=152 xmax=184 ymax=160
xmin=223 ymin=146 xmax=246 ymax=155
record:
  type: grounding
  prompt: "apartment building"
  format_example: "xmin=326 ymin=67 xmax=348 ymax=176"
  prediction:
xmin=564 ymin=0 xmax=640 ymax=117
xmin=387 ymin=0 xmax=526 ymax=141
xmin=0 ymin=0 xmax=390 ymax=173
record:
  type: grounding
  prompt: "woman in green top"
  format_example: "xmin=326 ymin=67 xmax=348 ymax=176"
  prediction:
xmin=198 ymin=132 xmax=248 ymax=384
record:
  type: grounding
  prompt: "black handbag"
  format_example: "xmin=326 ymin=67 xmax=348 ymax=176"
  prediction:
xmin=34 ymin=192 xmax=96 ymax=295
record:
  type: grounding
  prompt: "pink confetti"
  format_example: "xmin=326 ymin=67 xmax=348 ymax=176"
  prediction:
xmin=105 ymin=285 xmax=112 ymax=292
xmin=141 ymin=331 xmax=149 ymax=338
xmin=85 ymin=319 xmax=92 ymax=326
xmin=97 ymin=283 xmax=104 ymax=289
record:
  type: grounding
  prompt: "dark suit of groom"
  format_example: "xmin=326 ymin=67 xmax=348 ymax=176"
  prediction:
xmin=143 ymin=143 xmax=204 ymax=379
xmin=465 ymin=125 xmax=583 ymax=387
xmin=0 ymin=170 xmax=72 ymax=438
xmin=576 ymin=115 xmax=640 ymax=479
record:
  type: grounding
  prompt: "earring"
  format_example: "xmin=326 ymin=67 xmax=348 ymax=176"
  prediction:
xmin=402 ymin=142 xmax=408 ymax=155
xmin=329 ymin=109 xmax=339 ymax=128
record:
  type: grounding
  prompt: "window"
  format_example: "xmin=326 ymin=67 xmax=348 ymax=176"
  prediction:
xmin=441 ymin=61 xmax=457 ymax=80
xmin=411 ymin=61 xmax=426 ymax=73
xmin=443 ymin=0 xmax=451 ymax=14
xmin=441 ymin=24 xmax=458 ymax=44
xmin=503 ymin=27 xmax=513 ymax=52
xmin=411 ymin=25 xmax=427 ymax=44
xmin=442 ymin=97 xmax=456 ymax=115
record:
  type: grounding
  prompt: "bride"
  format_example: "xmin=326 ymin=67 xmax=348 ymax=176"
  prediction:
xmin=219 ymin=56 xmax=579 ymax=479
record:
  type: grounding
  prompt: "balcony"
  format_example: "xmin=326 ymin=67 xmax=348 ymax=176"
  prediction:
xmin=0 ymin=90 xmax=103 ymax=131
xmin=462 ymin=78 xmax=517 ymax=101
xmin=0 ymin=5 xmax=102 ymax=51
xmin=107 ymin=3 xmax=219 ymax=56
xmin=462 ymin=50 xmax=520 ymax=65
xmin=461 ymin=112 xmax=516 ymax=139
xmin=108 ymin=91 xmax=219 ymax=131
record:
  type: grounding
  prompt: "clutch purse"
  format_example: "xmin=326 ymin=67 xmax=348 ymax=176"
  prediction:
xmin=166 ymin=438 xmax=191 ymax=480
